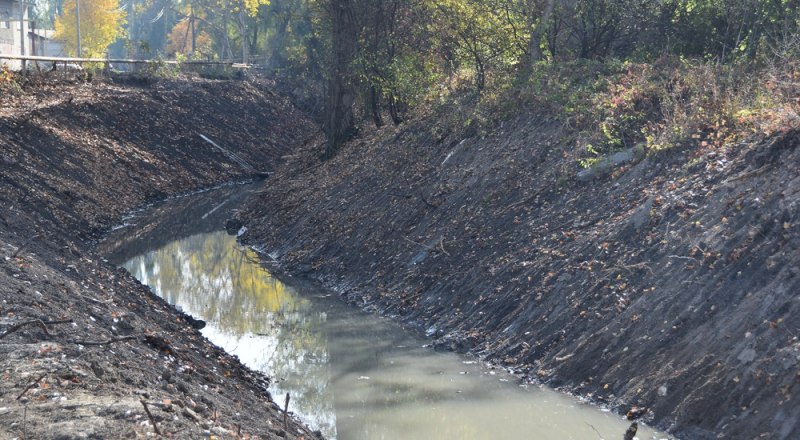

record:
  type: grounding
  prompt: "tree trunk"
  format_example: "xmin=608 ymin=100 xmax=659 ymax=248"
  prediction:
xmin=388 ymin=93 xmax=402 ymax=125
xmin=370 ymin=85 xmax=383 ymax=127
xmin=269 ymin=12 xmax=290 ymax=67
xmin=239 ymin=5 xmax=248 ymax=64
xmin=322 ymin=0 xmax=358 ymax=160
xmin=191 ymin=4 xmax=196 ymax=56
xmin=527 ymin=0 xmax=556 ymax=65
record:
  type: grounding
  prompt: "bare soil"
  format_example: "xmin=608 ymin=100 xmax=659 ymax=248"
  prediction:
xmin=240 ymin=114 xmax=800 ymax=439
xmin=0 ymin=75 xmax=320 ymax=439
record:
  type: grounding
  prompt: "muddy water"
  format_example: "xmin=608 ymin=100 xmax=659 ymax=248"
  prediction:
xmin=101 ymin=185 xmax=671 ymax=440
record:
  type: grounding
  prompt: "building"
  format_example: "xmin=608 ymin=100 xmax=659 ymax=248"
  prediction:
xmin=29 ymin=29 xmax=65 ymax=58
xmin=0 ymin=0 xmax=31 ymax=70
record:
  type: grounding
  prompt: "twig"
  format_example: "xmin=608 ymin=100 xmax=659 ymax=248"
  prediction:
xmin=438 ymin=237 xmax=450 ymax=256
xmin=22 ymin=405 xmax=27 ymax=440
xmin=0 ymin=319 xmax=72 ymax=340
xmin=721 ymin=164 xmax=772 ymax=185
xmin=70 ymin=335 xmax=137 ymax=346
xmin=667 ymin=255 xmax=698 ymax=262
xmin=78 ymin=293 xmax=113 ymax=305
xmin=283 ymin=393 xmax=290 ymax=432
xmin=140 ymin=400 xmax=162 ymax=436
xmin=585 ymin=422 xmax=603 ymax=439
xmin=403 ymin=236 xmax=433 ymax=251
xmin=16 ymin=373 xmax=48 ymax=400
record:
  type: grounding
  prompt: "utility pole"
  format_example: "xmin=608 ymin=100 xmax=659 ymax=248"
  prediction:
xmin=19 ymin=0 xmax=26 ymax=73
xmin=75 ymin=0 xmax=81 ymax=57
xmin=190 ymin=3 xmax=196 ymax=57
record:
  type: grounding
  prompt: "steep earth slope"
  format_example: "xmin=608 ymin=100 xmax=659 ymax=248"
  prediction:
xmin=0 ymin=76 xmax=319 ymax=439
xmin=241 ymin=115 xmax=799 ymax=439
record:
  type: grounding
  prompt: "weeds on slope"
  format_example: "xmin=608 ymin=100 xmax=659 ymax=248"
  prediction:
xmin=421 ymin=49 xmax=799 ymax=169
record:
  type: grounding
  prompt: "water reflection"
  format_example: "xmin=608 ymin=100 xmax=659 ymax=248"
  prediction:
xmin=123 ymin=232 xmax=336 ymax=436
xmin=108 ymin=186 xmax=672 ymax=440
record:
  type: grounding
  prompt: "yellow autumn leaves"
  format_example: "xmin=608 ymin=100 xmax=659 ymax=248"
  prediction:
xmin=53 ymin=0 xmax=270 ymax=59
xmin=54 ymin=0 xmax=126 ymax=58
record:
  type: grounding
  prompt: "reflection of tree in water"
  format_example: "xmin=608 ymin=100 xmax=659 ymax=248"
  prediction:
xmin=125 ymin=232 xmax=304 ymax=333
xmin=123 ymin=231 xmax=336 ymax=437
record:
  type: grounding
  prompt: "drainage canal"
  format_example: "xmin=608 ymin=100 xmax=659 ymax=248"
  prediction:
xmin=99 ymin=184 xmax=671 ymax=440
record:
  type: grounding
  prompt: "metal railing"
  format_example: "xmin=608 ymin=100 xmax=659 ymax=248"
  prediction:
xmin=0 ymin=54 xmax=246 ymax=74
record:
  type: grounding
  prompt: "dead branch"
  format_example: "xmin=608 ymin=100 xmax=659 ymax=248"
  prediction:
xmin=721 ymin=164 xmax=773 ymax=185
xmin=70 ymin=335 xmax=137 ymax=346
xmin=388 ymin=191 xmax=412 ymax=199
xmin=0 ymin=319 xmax=72 ymax=340
xmin=667 ymin=255 xmax=698 ymax=262
xmin=140 ymin=400 xmax=162 ymax=436
xmin=403 ymin=236 xmax=433 ymax=250
xmin=438 ymin=237 xmax=450 ymax=256
xmin=16 ymin=372 xmax=48 ymax=400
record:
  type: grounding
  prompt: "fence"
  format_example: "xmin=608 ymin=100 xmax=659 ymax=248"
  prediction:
xmin=0 ymin=54 xmax=247 ymax=76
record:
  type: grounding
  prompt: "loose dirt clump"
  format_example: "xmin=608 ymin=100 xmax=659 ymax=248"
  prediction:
xmin=1 ymin=75 xmax=319 ymax=439
xmin=240 ymin=112 xmax=799 ymax=439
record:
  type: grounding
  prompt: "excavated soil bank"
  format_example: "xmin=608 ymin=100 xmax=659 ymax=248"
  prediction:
xmin=240 ymin=115 xmax=800 ymax=439
xmin=0 ymin=76 xmax=319 ymax=439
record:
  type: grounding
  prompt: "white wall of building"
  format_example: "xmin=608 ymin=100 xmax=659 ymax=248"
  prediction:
xmin=0 ymin=0 xmax=32 ymax=70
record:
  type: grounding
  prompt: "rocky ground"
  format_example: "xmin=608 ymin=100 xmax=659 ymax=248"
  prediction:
xmin=0 ymin=75 xmax=320 ymax=439
xmin=239 ymin=112 xmax=800 ymax=439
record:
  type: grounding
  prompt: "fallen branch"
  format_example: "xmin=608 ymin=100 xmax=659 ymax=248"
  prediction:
xmin=140 ymin=400 xmax=162 ymax=436
xmin=438 ymin=237 xmax=450 ymax=256
xmin=403 ymin=236 xmax=433 ymax=251
xmin=667 ymin=255 xmax=698 ymax=262
xmin=721 ymin=164 xmax=772 ymax=185
xmin=70 ymin=335 xmax=137 ymax=346
xmin=198 ymin=133 xmax=256 ymax=173
xmin=388 ymin=191 xmax=412 ymax=199
xmin=0 ymin=319 xmax=72 ymax=340
xmin=16 ymin=373 xmax=48 ymax=400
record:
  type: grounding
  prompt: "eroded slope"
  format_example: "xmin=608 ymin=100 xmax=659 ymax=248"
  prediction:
xmin=0 ymin=77 xmax=319 ymax=439
xmin=241 ymin=116 xmax=799 ymax=439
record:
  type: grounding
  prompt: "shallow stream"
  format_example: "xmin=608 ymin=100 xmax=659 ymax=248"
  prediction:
xmin=99 ymin=184 xmax=671 ymax=440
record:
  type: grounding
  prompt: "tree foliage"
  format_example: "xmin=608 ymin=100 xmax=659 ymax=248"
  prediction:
xmin=54 ymin=0 xmax=126 ymax=57
xmin=51 ymin=0 xmax=799 ymax=155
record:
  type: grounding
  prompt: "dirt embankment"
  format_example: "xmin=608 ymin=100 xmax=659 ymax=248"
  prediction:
xmin=240 ymin=114 xmax=800 ymax=439
xmin=0 ymin=77 xmax=320 ymax=439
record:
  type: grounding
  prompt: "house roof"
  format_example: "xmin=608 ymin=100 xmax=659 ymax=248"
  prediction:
xmin=30 ymin=29 xmax=57 ymax=40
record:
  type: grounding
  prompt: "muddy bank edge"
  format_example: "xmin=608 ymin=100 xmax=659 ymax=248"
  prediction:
xmin=0 ymin=77 xmax=320 ymax=439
